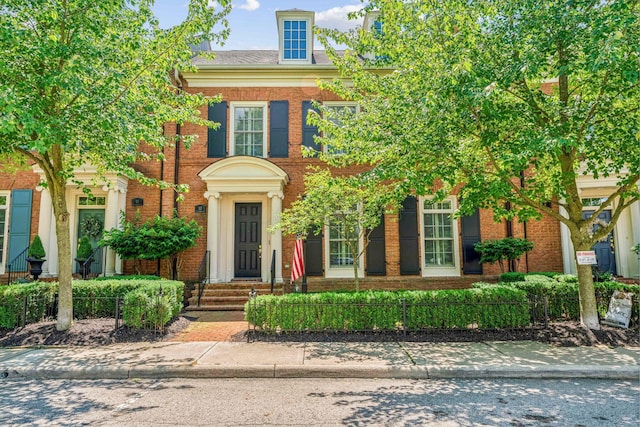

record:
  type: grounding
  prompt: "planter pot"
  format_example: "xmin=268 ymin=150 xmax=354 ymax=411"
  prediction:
xmin=27 ymin=258 xmax=45 ymax=281
xmin=76 ymin=258 xmax=94 ymax=279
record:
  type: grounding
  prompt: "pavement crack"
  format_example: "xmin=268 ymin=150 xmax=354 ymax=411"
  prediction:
xmin=396 ymin=341 xmax=416 ymax=365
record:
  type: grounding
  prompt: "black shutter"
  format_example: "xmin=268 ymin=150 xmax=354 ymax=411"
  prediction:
xmin=399 ymin=196 xmax=420 ymax=275
xmin=207 ymin=101 xmax=227 ymax=158
xmin=461 ymin=208 xmax=483 ymax=274
xmin=366 ymin=216 xmax=386 ymax=276
xmin=305 ymin=230 xmax=323 ymax=276
xmin=269 ymin=101 xmax=289 ymax=158
xmin=302 ymin=101 xmax=320 ymax=152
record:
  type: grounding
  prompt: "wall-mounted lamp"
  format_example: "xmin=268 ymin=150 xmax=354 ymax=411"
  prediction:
xmin=132 ymin=197 xmax=144 ymax=207
xmin=195 ymin=204 xmax=206 ymax=213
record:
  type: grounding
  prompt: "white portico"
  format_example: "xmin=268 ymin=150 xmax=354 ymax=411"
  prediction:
xmin=33 ymin=164 xmax=128 ymax=278
xmin=198 ymin=157 xmax=289 ymax=283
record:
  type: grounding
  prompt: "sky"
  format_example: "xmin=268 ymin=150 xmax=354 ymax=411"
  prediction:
xmin=152 ymin=0 xmax=367 ymax=50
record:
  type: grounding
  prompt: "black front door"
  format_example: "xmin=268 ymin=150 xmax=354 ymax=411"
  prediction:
xmin=235 ymin=203 xmax=262 ymax=278
xmin=582 ymin=209 xmax=617 ymax=274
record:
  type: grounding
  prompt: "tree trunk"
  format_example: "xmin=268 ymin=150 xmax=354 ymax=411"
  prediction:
xmin=51 ymin=182 xmax=73 ymax=331
xmin=574 ymin=242 xmax=600 ymax=330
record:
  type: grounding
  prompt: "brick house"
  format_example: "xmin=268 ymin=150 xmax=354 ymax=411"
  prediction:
xmin=1 ymin=9 xmax=638 ymax=296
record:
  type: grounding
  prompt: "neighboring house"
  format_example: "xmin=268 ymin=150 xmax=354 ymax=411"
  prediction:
xmin=1 ymin=9 xmax=638 ymax=289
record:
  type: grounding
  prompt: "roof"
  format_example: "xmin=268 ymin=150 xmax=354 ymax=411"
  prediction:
xmin=192 ymin=50 xmax=346 ymax=67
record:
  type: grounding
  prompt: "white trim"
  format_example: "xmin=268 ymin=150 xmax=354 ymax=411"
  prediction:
xmin=229 ymin=101 xmax=268 ymax=158
xmin=419 ymin=196 xmax=461 ymax=276
xmin=276 ymin=11 xmax=314 ymax=65
xmin=199 ymin=157 xmax=289 ymax=282
xmin=0 ymin=191 xmax=10 ymax=275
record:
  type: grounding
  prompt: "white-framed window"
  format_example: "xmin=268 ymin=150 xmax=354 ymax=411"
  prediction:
xmin=229 ymin=102 xmax=267 ymax=158
xmin=0 ymin=192 xmax=9 ymax=273
xmin=420 ymin=197 xmax=460 ymax=276
xmin=277 ymin=11 xmax=314 ymax=65
xmin=78 ymin=196 xmax=106 ymax=206
xmin=324 ymin=216 xmax=364 ymax=278
xmin=323 ymin=102 xmax=358 ymax=154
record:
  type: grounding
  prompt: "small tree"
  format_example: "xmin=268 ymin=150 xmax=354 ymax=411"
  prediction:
xmin=274 ymin=168 xmax=397 ymax=291
xmin=28 ymin=235 xmax=46 ymax=260
xmin=474 ymin=237 xmax=534 ymax=273
xmin=101 ymin=212 xmax=202 ymax=279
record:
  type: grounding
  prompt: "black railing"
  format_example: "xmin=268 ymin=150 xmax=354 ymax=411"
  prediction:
xmin=270 ymin=249 xmax=276 ymax=293
xmin=77 ymin=246 xmax=104 ymax=279
xmin=197 ymin=250 xmax=209 ymax=306
xmin=0 ymin=293 xmax=175 ymax=332
xmin=7 ymin=246 xmax=29 ymax=285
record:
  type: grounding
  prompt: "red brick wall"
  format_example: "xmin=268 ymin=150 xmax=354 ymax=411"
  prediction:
xmin=1 ymin=84 xmax=565 ymax=284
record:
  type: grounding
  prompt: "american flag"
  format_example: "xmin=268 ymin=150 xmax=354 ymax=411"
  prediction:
xmin=291 ymin=238 xmax=305 ymax=283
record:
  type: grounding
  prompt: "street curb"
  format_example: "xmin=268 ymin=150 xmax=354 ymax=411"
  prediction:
xmin=2 ymin=364 xmax=638 ymax=380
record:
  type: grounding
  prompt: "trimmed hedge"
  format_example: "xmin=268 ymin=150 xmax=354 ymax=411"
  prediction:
xmin=122 ymin=282 xmax=183 ymax=329
xmin=0 ymin=282 xmax=57 ymax=328
xmin=474 ymin=277 xmax=639 ymax=324
xmin=0 ymin=279 xmax=183 ymax=329
xmin=245 ymin=287 xmax=530 ymax=333
xmin=499 ymin=272 xmax=525 ymax=283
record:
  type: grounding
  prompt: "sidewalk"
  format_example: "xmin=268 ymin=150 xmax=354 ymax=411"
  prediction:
xmin=1 ymin=339 xmax=638 ymax=380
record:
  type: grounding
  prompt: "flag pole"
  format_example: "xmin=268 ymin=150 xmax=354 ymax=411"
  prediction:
xmin=302 ymin=238 xmax=307 ymax=293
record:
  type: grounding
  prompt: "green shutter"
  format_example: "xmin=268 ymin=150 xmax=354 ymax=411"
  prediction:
xmin=8 ymin=189 xmax=32 ymax=267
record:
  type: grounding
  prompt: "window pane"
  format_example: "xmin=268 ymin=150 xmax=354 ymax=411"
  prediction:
xmin=329 ymin=222 xmax=359 ymax=268
xmin=423 ymin=201 xmax=455 ymax=267
xmin=0 ymin=196 xmax=6 ymax=205
xmin=234 ymin=106 xmax=264 ymax=157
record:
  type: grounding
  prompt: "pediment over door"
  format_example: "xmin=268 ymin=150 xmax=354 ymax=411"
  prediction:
xmin=198 ymin=156 xmax=289 ymax=193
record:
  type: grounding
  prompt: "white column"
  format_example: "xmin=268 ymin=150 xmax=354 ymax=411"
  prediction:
xmin=36 ymin=186 xmax=53 ymax=277
xmin=103 ymin=186 xmax=119 ymax=276
xmin=205 ymin=191 xmax=221 ymax=282
xmin=268 ymin=191 xmax=284 ymax=283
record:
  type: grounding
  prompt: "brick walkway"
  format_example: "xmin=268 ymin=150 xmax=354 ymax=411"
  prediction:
xmin=170 ymin=311 xmax=248 ymax=342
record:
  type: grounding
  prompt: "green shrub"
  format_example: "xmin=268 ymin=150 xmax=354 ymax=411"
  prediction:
xmin=554 ymin=274 xmax=578 ymax=284
xmin=474 ymin=237 xmax=534 ymax=272
xmin=77 ymin=236 xmax=93 ymax=260
xmin=121 ymin=281 xmax=183 ymax=330
xmin=27 ymin=235 xmax=46 ymax=259
xmin=499 ymin=272 xmax=525 ymax=283
xmin=1 ymin=279 xmax=183 ymax=330
xmin=94 ymin=275 xmax=161 ymax=281
xmin=476 ymin=278 xmax=639 ymax=324
xmin=528 ymin=272 xmax=560 ymax=279
xmin=0 ymin=282 xmax=57 ymax=328
xmin=245 ymin=287 xmax=530 ymax=333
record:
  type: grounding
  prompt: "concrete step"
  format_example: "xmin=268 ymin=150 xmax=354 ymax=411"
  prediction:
xmin=186 ymin=282 xmax=283 ymax=311
xmin=185 ymin=305 xmax=247 ymax=311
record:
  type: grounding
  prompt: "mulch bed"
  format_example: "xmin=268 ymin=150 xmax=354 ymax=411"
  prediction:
xmin=1 ymin=316 xmax=638 ymax=347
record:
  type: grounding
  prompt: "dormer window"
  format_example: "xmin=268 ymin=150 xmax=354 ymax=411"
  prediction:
xmin=276 ymin=10 xmax=314 ymax=64
xmin=283 ymin=20 xmax=307 ymax=60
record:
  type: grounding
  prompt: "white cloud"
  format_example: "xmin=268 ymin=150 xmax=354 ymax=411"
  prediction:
xmin=315 ymin=5 xmax=363 ymax=32
xmin=236 ymin=0 xmax=260 ymax=11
